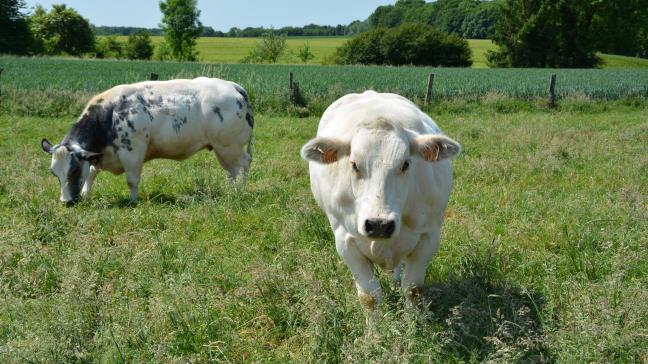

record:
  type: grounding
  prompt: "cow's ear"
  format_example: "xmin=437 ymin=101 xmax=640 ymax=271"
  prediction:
xmin=41 ymin=139 xmax=54 ymax=154
xmin=413 ymin=134 xmax=461 ymax=162
xmin=301 ymin=137 xmax=350 ymax=164
xmin=74 ymin=150 xmax=103 ymax=164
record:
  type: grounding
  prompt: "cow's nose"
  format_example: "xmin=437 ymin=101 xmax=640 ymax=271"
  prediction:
xmin=364 ymin=219 xmax=396 ymax=239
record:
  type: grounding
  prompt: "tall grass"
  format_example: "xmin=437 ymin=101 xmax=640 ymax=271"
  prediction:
xmin=1 ymin=104 xmax=647 ymax=362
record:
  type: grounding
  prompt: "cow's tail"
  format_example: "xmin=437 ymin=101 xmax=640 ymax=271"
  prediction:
xmin=246 ymin=132 xmax=253 ymax=163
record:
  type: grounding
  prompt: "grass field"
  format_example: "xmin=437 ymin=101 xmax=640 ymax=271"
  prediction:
xmin=105 ymin=36 xmax=648 ymax=69
xmin=2 ymin=56 xmax=648 ymax=119
xmin=1 ymin=102 xmax=647 ymax=361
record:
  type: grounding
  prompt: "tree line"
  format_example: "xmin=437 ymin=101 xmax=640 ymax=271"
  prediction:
xmin=2 ymin=0 xmax=648 ymax=68
xmin=0 ymin=0 xmax=203 ymax=61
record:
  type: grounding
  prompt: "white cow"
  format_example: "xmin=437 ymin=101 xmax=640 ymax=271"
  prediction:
xmin=41 ymin=77 xmax=254 ymax=203
xmin=301 ymin=91 xmax=461 ymax=324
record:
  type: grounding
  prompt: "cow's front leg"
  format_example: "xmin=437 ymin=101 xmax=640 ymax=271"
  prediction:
xmin=117 ymin=149 xmax=144 ymax=202
xmin=335 ymin=227 xmax=382 ymax=330
xmin=401 ymin=227 xmax=441 ymax=309
xmin=80 ymin=165 xmax=99 ymax=199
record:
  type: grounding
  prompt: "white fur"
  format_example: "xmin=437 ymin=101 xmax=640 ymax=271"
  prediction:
xmin=301 ymin=91 xmax=460 ymax=325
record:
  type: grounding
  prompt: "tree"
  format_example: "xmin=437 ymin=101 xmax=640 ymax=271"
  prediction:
xmin=29 ymin=4 xmax=95 ymax=56
xmin=592 ymin=1 xmax=648 ymax=58
xmin=336 ymin=23 xmax=472 ymax=67
xmin=159 ymin=0 xmax=202 ymax=61
xmin=0 ymin=0 xmax=34 ymax=54
xmin=95 ymin=35 xmax=123 ymax=59
xmin=241 ymin=30 xmax=287 ymax=63
xmin=125 ymin=31 xmax=154 ymax=60
xmin=487 ymin=0 xmax=601 ymax=68
xmin=297 ymin=42 xmax=315 ymax=63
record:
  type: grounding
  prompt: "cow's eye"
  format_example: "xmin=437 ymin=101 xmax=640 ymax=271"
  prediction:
xmin=351 ymin=161 xmax=360 ymax=174
xmin=401 ymin=160 xmax=410 ymax=173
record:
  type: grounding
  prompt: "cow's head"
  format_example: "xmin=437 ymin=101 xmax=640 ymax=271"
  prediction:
xmin=41 ymin=139 xmax=101 ymax=204
xmin=301 ymin=119 xmax=460 ymax=239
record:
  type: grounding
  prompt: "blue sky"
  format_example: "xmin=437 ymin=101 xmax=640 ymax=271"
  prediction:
xmin=23 ymin=0 xmax=394 ymax=31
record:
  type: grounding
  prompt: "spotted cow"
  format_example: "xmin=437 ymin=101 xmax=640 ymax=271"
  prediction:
xmin=41 ymin=77 xmax=254 ymax=203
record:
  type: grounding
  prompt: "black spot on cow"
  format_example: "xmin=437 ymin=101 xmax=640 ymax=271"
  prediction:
xmin=142 ymin=107 xmax=154 ymax=122
xmin=136 ymin=94 xmax=150 ymax=108
xmin=233 ymin=84 xmax=249 ymax=103
xmin=126 ymin=119 xmax=136 ymax=132
xmin=62 ymin=102 xmax=117 ymax=155
xmin=172 ymin=117 xmax=188 ymax=133
xmin=120 ymin=132 xmax=132 ymax=151
xmin=66 ymin=156 xmax=83 ymax=201
xmin=245 ymin=112 xmax=254 ymax=129
xmin=213 ymin=107 xmax=224 ymax=122
xmin=118 ymin=110 xmax=129 ymax=121
xmin=236 ymin=99 xmax=243 ymax=109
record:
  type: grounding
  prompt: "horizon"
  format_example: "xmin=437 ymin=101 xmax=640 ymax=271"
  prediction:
xmin=23 ymin=0 xmax=394 ymax=32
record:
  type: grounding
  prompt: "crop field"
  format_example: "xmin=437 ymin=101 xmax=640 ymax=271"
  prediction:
xmin=2 ymin=56 xmax=648 ymax=119
xmin=1 ymin=98 xmax=647 ymax=361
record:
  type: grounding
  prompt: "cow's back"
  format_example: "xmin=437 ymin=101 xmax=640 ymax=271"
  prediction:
xmin=317 ymin=91 xmax=442 ymax=138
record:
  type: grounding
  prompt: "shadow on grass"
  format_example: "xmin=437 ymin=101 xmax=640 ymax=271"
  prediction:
xmin=415 ymin=275 xmax=549 ymax=362
xmin=107 ymin=185 xmax=226 ymax=208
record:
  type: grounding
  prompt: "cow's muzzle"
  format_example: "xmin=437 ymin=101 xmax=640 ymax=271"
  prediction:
xmin=364 ymin=218 xmax=396 ymax=239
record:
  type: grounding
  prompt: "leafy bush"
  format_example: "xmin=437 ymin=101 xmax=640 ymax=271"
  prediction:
xmin=336 ymin=23 xmax=471 ymax=67
xmin=153 ymin=40 xmax=173 ymax=61
xmin=29 ymin=4 xmax=94 ymax=56
xmin=241 ymin=30 xmax=287 ymax=64
xmin=94 ymin=35 xmax=122 ymax=59
xmin=297 ymin=42 xmax=315 ymax=64
xmin=125 ymin=31 xmax=154 ymax=60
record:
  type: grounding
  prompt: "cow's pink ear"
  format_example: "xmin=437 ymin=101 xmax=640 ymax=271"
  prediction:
xmin=301 ymin=137 xmax=350 ymax=164
xmin=414 ymin=134 xmax=461 ymax=162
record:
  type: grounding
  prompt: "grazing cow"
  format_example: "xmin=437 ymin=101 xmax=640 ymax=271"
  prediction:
xmin=301 ymin=91 xmax=461 ymax=325
xmin=41 ymin=77 xmax=254 ymax=203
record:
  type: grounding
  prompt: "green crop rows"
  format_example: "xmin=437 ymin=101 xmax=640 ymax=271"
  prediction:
xmin=3 ymin=56 xmax=648 ymax=101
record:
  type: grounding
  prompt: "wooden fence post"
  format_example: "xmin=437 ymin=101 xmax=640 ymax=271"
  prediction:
xmin=150 ymin=73 xmax=159 ymax=81
xmin=548 ymin=74 xmax=557 ymax=108
xmin=0 ymin=68 xmax=4 ymax=97
xmin=289 ymin=71 xmax=293 ymax=91
xmin=425 ymin=73 xmax=435 ymax=105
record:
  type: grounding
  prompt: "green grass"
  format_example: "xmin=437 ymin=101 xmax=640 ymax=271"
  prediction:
xmin=1 ymin=104 xmax=647 ymax=362
xmin=104 ymin=36 xmax=648 ymax=69
xmin=599 ymin=52 xmax=648 ymax=69
xmin=467 ymin=39 xmax=497 ymax=68
xmin=112 ymin=36 xmax=347 ymax=64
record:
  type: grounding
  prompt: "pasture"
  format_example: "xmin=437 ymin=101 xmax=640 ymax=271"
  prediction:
xmin=0 ymin=56 xmax=647 ymax=362
xmin=2 ymin=105 xmax=647 ymax=362
xmin=104 ymin=36 xmax=648 ymax=69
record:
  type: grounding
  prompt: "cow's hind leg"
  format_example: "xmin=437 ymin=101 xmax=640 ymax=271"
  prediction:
xmin=214 ymin=145 xmax=251 ymax=184
xmin=81 ymin=165 xmax=99 ymax=200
